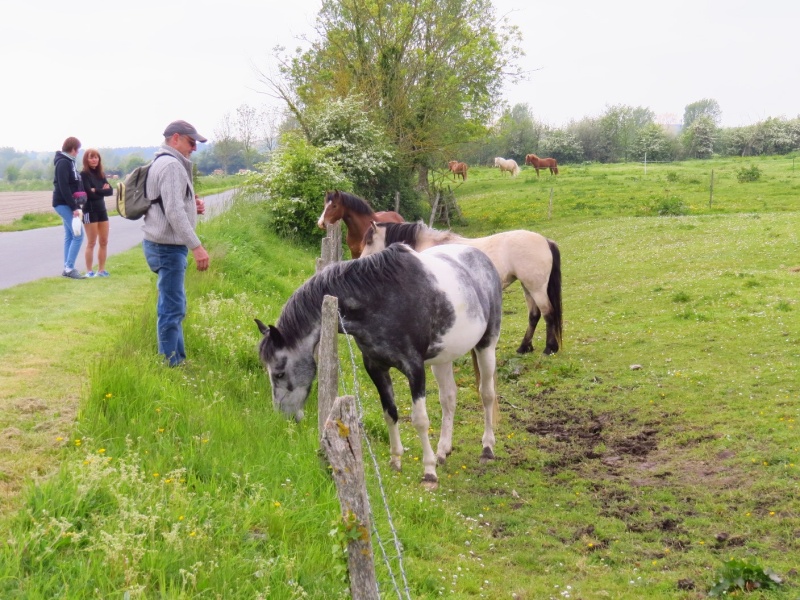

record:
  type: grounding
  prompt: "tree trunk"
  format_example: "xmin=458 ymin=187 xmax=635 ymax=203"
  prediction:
xmin=416 ymin=164 xmax=430 ymax=197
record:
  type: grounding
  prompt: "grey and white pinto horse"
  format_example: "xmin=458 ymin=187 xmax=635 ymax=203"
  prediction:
xmin=255 ymin=243 xmax=503 ymax=486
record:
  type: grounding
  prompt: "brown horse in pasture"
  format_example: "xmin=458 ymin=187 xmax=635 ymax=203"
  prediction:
xmin=317 ymin=190 xmax=405 ymax=258
xmin=447 ymin=160 xmax=468 ymax=181
xmin=525 ymin=153 xmax=559 ymax=176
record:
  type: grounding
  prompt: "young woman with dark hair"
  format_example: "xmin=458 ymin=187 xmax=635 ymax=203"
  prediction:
xmin=80 ymin=149 xmax=113 ymax=277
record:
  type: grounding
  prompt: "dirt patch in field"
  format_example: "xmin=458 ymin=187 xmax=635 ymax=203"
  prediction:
xmin=502 ymin=387 xmax=755 ymax=553
xmin=0 ymin=191 xmax=54 ymax=224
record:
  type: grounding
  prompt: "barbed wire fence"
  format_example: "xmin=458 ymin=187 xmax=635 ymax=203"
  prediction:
xmin=315 ymin=222 xmax=413 ymax=600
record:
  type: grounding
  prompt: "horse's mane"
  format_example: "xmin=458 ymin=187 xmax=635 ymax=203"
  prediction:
xmin=376 ymin=221 xmax=462 ymax=246
xmin=331 ymin=191 xmax=376 ymax=217
xmin=277 ymin=244 xmax=417 ymax=346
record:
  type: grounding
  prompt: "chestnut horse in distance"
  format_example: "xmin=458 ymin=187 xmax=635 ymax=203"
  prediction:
xmin=525 ymin=154 xmax=559 ymax=176
xmin=317 ymin=190 xmax=404 ymax=258
xmin=447 ymin=160 xmax=468 ymax=181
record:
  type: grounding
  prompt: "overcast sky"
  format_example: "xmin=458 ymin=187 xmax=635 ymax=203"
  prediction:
xmin=3 ymin=0 xmax=797 ymax=152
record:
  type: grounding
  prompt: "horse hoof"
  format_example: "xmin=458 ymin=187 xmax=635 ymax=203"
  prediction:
xmin=436 ymin=454 xmax=447 ymax=465
xmin=516 ymin=343 xmax=533 ymax=354
xmin=389 ymin=460 xmax=402 ymax=472
xmin=543 ymin=346 xmax=558 ymax=355
xmin=480 ymin=447 xmax=495 ymax=462
xmin=421 ymin=473 xmax=439 ymax=490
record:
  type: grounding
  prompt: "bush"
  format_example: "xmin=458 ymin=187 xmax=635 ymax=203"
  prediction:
xmin=736 ymin=164 xmax=762 ymax=182
xmin=654 ymin=196 xmax=687 ymax=216
xmin=246 ymin=135 xmax=351 ymax=245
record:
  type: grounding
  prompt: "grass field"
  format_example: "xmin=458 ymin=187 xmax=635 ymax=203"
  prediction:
xmin=1 ymin=157 xmax=798 ymax=598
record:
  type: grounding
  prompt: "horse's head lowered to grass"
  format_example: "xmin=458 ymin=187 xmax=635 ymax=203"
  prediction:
xmin=255 ymin=318 xmax=316 ymax=422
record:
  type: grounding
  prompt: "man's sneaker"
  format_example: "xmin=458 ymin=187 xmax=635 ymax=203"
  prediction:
xmin=97 ymin=270 xmax=110 ymax=277
xmin=62 ymin=269 xmax=86 ymax=279
xmin=86 ymin=271 xmax=96 ymax=278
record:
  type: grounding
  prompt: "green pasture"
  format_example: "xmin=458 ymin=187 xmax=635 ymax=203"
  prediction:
xmin=1 ymin=157 xmax=798 ymax=598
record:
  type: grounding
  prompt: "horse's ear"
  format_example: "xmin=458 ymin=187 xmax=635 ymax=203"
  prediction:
xmin=363 ymin=223 xmax=376 ymax=245
xmin=255 ymin=319 xmax=284 ymax=347
xmin=254 ymin=318 xmax=269 ymax=335
xmin=268 ymin=325 xmax=285 ymax=348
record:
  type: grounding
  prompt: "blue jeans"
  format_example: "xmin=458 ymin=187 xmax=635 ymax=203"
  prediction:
xmin=143 ymin=240 xmax=188 ymax=366
xmin=54 ymin=204 xmax=84 ymax=270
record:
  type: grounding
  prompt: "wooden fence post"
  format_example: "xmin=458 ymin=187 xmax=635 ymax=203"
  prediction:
xmin=709 ymin=169 xmax=714 ymax=209
xmin=429 ymin=192 xmax=440 ymax=227
xmin=331 ymin=221 xmax=343 ymax=262
xmin=317 ymin=222 xmax=343 ymax=272
xmin=395 ymin=190 xmax=400 ymax=213
xmin=321 ymin=395 xmax=379 ymax=600
xmin=548 ymin=187 xmax=554 ymax=219
xmin=317 ymin=295 xmax=339 ymax=438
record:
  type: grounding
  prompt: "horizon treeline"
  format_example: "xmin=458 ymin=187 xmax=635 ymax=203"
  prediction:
xmin=2 ymin=101 xmax=799 ymax=184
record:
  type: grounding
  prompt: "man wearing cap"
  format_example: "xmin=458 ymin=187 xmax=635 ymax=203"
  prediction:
xmin=141 ymin=119 xmax=210 ymax=366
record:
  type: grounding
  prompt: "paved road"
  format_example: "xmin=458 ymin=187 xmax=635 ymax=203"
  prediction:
xmin=0 ymin=190 xmax=236 ymax=290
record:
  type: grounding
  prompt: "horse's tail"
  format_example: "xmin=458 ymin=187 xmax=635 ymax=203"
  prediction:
xmin=547 ymin=239 xmax=563 ymax=350
xmin=553 ymin=160 xmax=559 ymax=175
xmin=513 ymin=164 xmax=520 ymax=177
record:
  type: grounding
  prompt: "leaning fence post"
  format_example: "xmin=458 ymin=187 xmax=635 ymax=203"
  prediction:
xmin=321 ymin=395 xmax=379 ymax=600
xmin=429 ymin=192 xmax=440 ymax=227
xmin=317 ymin=295 xmax=339 ymax=438
xmin=548 ymin=187 xmax=554 ymax=219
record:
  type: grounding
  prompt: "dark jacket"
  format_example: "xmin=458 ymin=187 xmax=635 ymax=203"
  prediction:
xmin=80 ymin=169 xmax=113 ymax=215
xmin=52 ymin=152 xmax=83 ymax=210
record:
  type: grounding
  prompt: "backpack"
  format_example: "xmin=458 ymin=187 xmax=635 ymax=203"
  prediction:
xmin=116 ymin=154 xmax=167 ymax=220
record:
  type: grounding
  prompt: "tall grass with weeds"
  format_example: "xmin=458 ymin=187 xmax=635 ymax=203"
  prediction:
xmin=2 ymin=156 xmax=800 ymax=598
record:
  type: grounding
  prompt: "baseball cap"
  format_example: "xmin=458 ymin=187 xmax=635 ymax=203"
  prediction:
xmin=163 ymin=120 xmax=208 ymax=143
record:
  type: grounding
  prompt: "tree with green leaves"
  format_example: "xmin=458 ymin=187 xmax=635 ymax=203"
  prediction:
xmin=599 ymin=104 xmax=655 ymax=162
xmin=4 ymin=164 xmax=21 ymax=182
xmin=494 ymin=104 xmax=546 ymax=163
xmin=682 ymin=115 xmax=716 ymax=158
xmin=683 ymin=98 xmax=721 ymax=129
xmin=267 ymin=0 xmax=523 ymax=193
xmin=247 ymin=134 xmax=351 ymax=244
xmin=633 ymin=123 xmax=675 ymax=162
xmin=540 ymin=130 xmax=584 ymax=163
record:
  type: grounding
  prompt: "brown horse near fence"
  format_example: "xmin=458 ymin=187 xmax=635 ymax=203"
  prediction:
xmin=317 ymin=190 xmax=405 ymax=258
xmin=525 ymin=153 xmax=559 ymax=176
xmin=447 ymin=160 xmax=468 ymax=181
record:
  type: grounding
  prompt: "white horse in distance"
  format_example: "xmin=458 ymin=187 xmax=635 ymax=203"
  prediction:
xmin=494 ymin=157 xmax=520 ymax=177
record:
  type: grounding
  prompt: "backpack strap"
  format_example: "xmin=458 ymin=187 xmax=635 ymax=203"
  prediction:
xmin=147 ymin=152 xmax=193 ymax=215
xmin=146 ymin=153 xmax=175 ymax=215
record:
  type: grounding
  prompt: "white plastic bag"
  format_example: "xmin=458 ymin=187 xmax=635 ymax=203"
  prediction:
xmin=72 ymin=211 xmax=83 ymax=236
